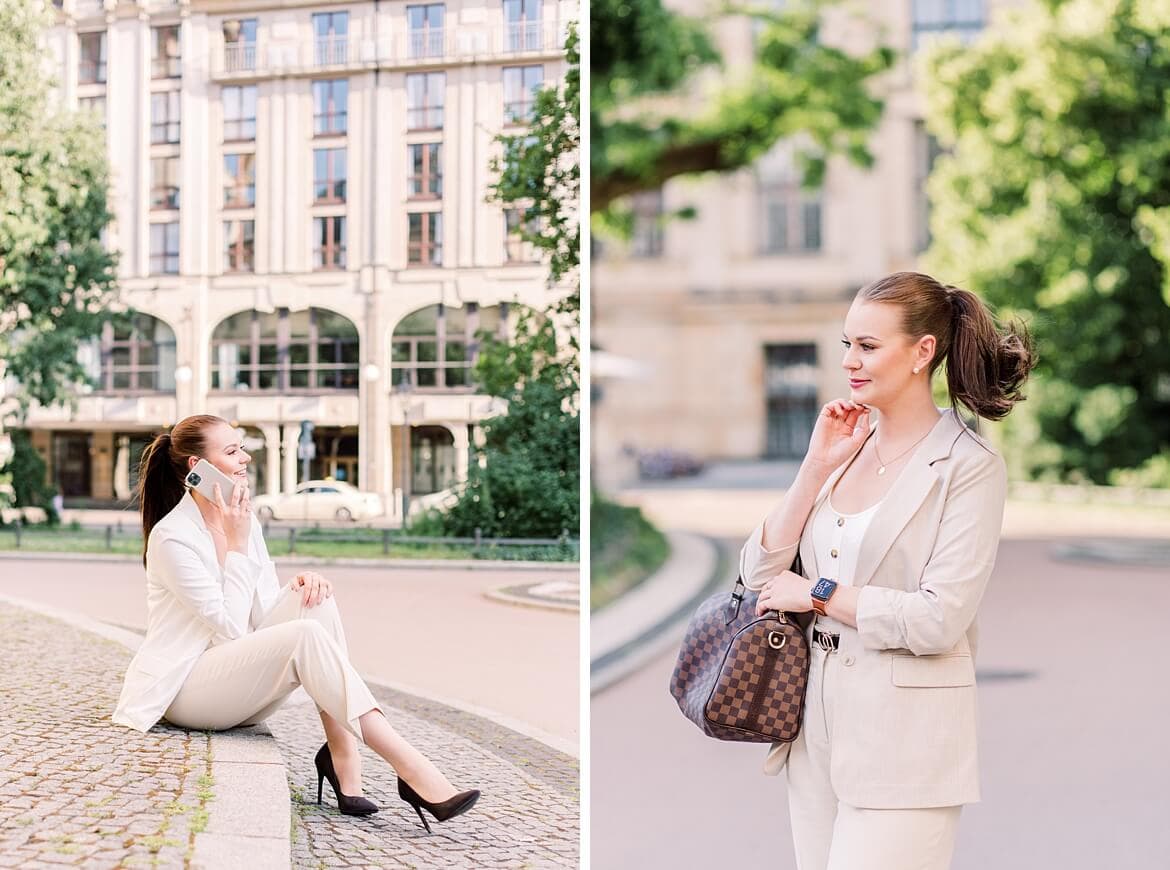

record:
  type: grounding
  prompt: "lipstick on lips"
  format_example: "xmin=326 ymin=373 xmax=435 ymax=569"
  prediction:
xmin=849 ymin=378 xmax=870 ymax=388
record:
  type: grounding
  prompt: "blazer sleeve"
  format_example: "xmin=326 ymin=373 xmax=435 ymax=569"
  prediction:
xmin=855 ymin=450 xmax=1007 ymax=656
xmin=248 ymin=518 xmax=282 ymax=629
xmin=738 ymin=520 xmax=801 ymax=591
xmin=150 ymin=530 xmax=265 ymax=642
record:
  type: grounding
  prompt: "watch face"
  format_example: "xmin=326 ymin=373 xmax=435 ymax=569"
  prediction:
xmin=812 ymin=578 xmax=837 ymax=600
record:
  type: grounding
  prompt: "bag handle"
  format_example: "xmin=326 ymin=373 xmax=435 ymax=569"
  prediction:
xmin=726 ymin=551 xmax=805 ymax=625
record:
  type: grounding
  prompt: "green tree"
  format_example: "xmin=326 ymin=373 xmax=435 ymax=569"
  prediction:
xmin=0 ymin=0 xmax=118 ymax=413
xmin=591 ymin=0 xmax=895 ymax=215
xmin=921 ymin=0 xmax=1170 ymax=483
xmin=412 ymin=27 xmax=579 ymax=540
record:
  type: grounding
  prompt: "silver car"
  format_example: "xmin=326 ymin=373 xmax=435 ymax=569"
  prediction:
xmin=252 ymin=480 xmax=383 ymax=522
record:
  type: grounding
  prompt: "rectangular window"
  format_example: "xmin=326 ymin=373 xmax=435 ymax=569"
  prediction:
xmin=223 ymin=85 xmax=257 ymax=141
xmin=408 ymin=213 xmax=442 ymax=266
xmin=313 ymin=11 xmax=349 ymax=65
xmin=503 ymin=65 xmax=543 ymax=124
xmin=505 ymin=208 xmax=538 ymax=262
xmin=406 ymin=73 xmax=444 ymax=131
xmin=223 ymin=220 xmax=255 ymax=272
xmin=407 ymin=143 xmax=442 ymax=199
xmin=504 ymin=0 xmax=543 ymax=51
xmin=151 ymin=91 xmax=180 ymax=144
xmin=312 ymin=79 xmax=348 ymax=136
xmin=758 ymin=142 xmax=822 ymax=254
xmin=223 ymin=154 xmax=256 ymax=208
xmin=223 ymin=18 xmax=257 ymax=72
xmin=764 ymin=344 xmax=819 ymax=458
xmin=150 ymin=157 xmax=180 ymax=210
xmin=407 ymin=4 xmax=445 ymax=58
xmin=911 ymin=0 xmax=984 ymax=51
xmin=150 ymin=222 xmax=179 ymax=274
xmin=79 ymin=31 xmax=107 ymax=84
xmin=151 ymin=25 xmax=181 ymax=79
xmin=313 ymin=148 xmax=347 ymax=203
xmin=313 ymin=216 xmax=347 ymax=269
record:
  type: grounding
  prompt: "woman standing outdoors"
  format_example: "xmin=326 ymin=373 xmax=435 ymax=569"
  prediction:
xmin=742 ymin=272 xmax=1036 ymax=869
xmin=112 ymin=414 xmax=479 ymax=830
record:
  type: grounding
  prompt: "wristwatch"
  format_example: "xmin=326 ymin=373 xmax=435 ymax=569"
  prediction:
xmin=810 ymin=578 xmax=838 ymax=617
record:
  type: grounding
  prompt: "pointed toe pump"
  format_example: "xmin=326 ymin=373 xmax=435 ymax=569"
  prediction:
xmin=315 ymin=743 xmax=379 ymax=817
xmin=397 ymin=778 xmax=481 ymax=834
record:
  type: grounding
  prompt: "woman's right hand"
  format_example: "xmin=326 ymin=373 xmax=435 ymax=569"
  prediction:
xmin=805 ymin=400 xmax=872 ymax=472
xmin=213 ymin=482 xmax=252 ymax=554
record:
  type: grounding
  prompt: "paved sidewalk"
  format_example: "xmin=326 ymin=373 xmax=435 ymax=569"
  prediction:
xmin=0 ymin=601 xmax=217 ymax=868
xmin=269 ymin=685 xmax=579 ymax=868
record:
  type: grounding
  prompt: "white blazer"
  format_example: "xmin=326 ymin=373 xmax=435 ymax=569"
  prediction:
xmin=112 ymin=492 xmax=282 ymax=732
xmin=740 ymin=408 xmax=1007 ymax=808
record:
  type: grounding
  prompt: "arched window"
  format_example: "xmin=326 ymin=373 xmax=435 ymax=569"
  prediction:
xmin=84 ymin=314 xmax=177 ymax=393
xmin=211 ymin=307 xmax=359 ymax=392
xmin=391 ymin=303 xmax=509 ymax=391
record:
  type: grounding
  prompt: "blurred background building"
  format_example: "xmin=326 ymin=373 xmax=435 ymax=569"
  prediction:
xmin=28 ymin=0 xmax=571 ymax=517
xmin=593 ymin=0 xmax=1006 ymax=486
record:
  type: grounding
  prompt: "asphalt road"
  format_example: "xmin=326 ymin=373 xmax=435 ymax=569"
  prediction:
xmin=0 ymin=556 xmax=579 ymax=750
xmin=591 ymin=537 xmax=1170 ymax=870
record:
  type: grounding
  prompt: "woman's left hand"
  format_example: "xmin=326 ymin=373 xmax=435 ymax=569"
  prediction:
xmin=293 ymin=571 xmax=333 ymax=608
xmin=754 ymin=570 xmax=814 ymax=616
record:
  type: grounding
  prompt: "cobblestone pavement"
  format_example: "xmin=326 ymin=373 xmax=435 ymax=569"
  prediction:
xmin=268 ymin=681 xmax=579 ymax=869
xmin=0 ymin=603 xmax=213 ymax=869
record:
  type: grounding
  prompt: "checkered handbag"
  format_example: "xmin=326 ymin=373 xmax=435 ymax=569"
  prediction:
xmin=669 ymin=568 xmax=810 ymax=743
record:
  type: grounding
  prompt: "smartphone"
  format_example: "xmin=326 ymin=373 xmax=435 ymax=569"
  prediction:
xmin=184 ymin=458 xmax=242 ymax=503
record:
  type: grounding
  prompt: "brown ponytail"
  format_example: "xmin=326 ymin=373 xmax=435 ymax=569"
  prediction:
xmin=859 ymin=272 xmax=1037 ymax=423
xmin=135 ymin=414 xmax=226 ymax=567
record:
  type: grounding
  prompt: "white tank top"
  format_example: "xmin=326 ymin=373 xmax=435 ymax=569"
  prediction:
xmin=809 ymin=490 xmax=884 ymax=635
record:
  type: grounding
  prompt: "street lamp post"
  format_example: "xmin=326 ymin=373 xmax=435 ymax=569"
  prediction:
xmin=398 ymin=374 xmax=413 ymax=525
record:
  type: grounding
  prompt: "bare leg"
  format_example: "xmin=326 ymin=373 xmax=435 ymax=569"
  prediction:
xmin=320 ymin=710 xmax=363 ymax=794
xmin=358 ymin=709 xmax=458 ymax=803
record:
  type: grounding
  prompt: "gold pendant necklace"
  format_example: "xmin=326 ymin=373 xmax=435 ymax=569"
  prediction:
xmin=873 ymin=428 xmax=933 ymax=476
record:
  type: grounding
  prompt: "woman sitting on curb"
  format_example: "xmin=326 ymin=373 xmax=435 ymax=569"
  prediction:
xmin=112 ymin=414 xmax=479 ymax=830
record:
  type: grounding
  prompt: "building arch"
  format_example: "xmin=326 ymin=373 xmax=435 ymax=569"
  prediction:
xmin=210 ymin=306 xmax=360 ymax=392
xmin=79 ymin=311 xmax=179 ymax=393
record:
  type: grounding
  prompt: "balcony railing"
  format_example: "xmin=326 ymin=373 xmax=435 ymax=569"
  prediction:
xmin=212 ymin=22 xmax=566 ymax=78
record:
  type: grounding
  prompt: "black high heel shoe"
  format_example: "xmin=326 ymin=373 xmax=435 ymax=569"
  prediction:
xmin=315 ymin=743 xmax=379 ymax=816
xmin=397 ymin=778 xmax=480 ymax=834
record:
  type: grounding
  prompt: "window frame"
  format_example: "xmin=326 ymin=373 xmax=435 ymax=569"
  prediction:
xmin=407 ymin=143 xmax=442 ymax=200
xmin=223 ymin=153 xmax=256 ymax=208
xmin=313 ymin=215 xmax=347 ymax=270
xmin=222 ymin=84 xmax=257 ymax=142
xmin=151 ymin=25 xmax=181 ymax=79
xmin=406 ymin=72 xmax=445 ymax=131
xmin=150 ymin=156 xmax=180 ymax=210
xmin=79 ymin=31 xmax=107 ymax=84
xmin=503 ymin=64 xmax=543 ymax=124
xmin=149 ymin=221 xmax=180 ymax=275
xmin=223 ymin=219 xmax=255 ymax=273
xmin=312 ymin=79 xmax=349 ymax=136
xmin=313 ymin=147 xmax=347 ymax=204
xmin=150 ymin=91 xmax=181 ymax=144
xmin=407 ymin=212 xmax=442 ymax=267
xmin=406 ymin=3 xmax=446 ymax=59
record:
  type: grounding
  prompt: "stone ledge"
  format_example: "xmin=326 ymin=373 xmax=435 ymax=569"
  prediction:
xmin=0 ymin=593 xmax=292 ymax=870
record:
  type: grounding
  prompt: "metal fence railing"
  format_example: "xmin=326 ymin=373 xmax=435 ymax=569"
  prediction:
xmin=0 ymin=520 xmax=579 ymax=562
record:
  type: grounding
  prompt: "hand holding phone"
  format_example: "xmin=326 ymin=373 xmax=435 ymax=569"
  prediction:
xmin=185 ymin=458 xmax=251 ymax=551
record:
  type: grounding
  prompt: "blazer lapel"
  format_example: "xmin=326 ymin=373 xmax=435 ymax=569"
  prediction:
xmin=852 ymin=409 xmax=968 ymax=589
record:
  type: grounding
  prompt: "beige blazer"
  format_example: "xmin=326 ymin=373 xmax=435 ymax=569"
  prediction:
xmin=739 ymin=407 xmax=1007 ymax=809
xmin=112 ymin=492 xmax=282 ymax=732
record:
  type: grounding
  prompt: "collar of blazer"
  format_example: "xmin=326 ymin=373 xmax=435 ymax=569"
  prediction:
xmin=802 ymin=407 xmax=971 ymax=589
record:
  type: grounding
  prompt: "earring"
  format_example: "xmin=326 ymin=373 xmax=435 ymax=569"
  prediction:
xmin=913 ymin=367 xmax=920 ymax=374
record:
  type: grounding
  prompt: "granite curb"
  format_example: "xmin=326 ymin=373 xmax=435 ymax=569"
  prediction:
xmin=590 ymin=531 xmax=728 ymax=694
xmin=0 ymin=551 xmax=579 ymax=572
xmin=0 ymin=593 xmax=290 ymax=870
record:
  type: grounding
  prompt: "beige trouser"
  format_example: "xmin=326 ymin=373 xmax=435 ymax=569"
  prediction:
xmin=786 ymin=644 xmax=962 ymax=870
xmin=164 ymin=584 xmax=381 ymax=742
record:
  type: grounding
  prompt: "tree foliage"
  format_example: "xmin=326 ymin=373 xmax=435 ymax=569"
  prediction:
xmin=0 ymin=0 xmax=118 ymax=415
xmin=591 ymin=0 xmax=895 ymax=214
xmin=414 ymin=26 xmax=580 ymax=538
xmin=921 ymin=0 xmax=1170 ymax=483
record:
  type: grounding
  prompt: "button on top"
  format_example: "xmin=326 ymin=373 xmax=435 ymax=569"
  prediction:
xmin=837 ymin=517 xmax=845 ymax=527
